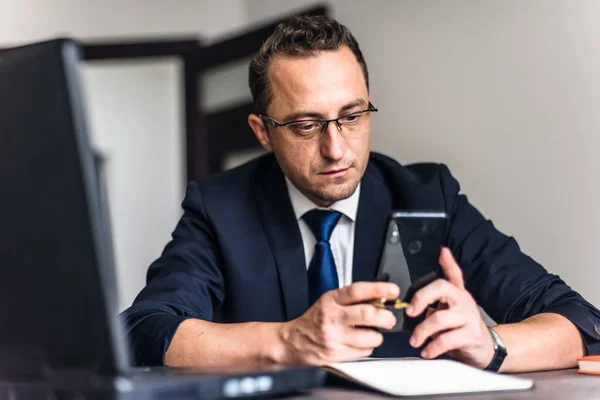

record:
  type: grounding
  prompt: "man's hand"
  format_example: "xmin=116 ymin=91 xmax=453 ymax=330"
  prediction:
xmin=276 ymin=282 xmax=399 ymax=365
xmin=407 ymin=247 xmax=495 ymax=369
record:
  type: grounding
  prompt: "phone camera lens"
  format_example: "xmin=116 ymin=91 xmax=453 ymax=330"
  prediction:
xmin=389 ymin=222 xmax=400 ymax=244
xmin=408 ymin=240 xmax=422 ymax=254
xmin=389 ymin=228 xmax=400 ymax=244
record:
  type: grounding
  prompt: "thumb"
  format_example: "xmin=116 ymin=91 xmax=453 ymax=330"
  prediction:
xmin=439 ymin=247 xmax=465 ymax=290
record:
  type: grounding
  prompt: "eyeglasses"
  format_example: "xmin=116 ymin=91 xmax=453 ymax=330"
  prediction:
xmin=259 ymin=102 xmax=378 ymax=141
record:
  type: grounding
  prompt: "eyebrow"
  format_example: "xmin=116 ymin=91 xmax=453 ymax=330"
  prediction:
xmin=281 ymin=98 xmax=368 ymax=122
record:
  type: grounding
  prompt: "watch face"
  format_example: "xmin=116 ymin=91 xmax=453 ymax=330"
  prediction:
xmin=490 ymin=328 xmax=506 ymax=352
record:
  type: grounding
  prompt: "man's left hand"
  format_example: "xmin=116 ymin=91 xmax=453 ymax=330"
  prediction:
xmin=407 ymin=247 xmax=495 ymax=369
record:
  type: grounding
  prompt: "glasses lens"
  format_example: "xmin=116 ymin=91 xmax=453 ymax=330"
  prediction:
xmin=338 ymin=111 xmax=372 ymax=132
xmin=285 ymin=120 xmax=324 ymax=140
xmin=284 ymin=110 xmax=374 ymax=141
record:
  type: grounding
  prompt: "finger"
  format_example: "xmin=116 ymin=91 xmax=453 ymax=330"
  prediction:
xmin=409 ymin=310 xmax=466 ymax=348
xmin=341 ymin=304 xmax=396 ymax=330
xmin=439 ymin=247 xmax=465 ymax=289
xmin=425 ymin=308 xmax=444 ymax=342
xmin=334 ymin=281 xmax=399 ymax=306
xmin=407 ymin=279 xmax=461 ymax=317
xmin=425 ymin=307 xmax=437 ymax=317
xmin=342 ymin=327 xmax=385 ymax=349
xmin=420 ymin=328 xmax=469 ymax=360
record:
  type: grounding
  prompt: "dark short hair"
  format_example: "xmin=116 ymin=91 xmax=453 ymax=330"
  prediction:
xmin=248 ymin=14 xmax=369 ymax=115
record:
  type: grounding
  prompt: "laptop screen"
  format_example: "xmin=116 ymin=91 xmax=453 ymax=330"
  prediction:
xmin=0 ymin=39 xmax=129 ymax=379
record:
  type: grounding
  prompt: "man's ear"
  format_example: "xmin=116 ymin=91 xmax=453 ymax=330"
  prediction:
xmin=248 ymin=114 xmax=272 ymax=151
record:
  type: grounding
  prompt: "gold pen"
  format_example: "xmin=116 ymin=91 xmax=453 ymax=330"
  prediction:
xmin=370 ymin=298 xmax=410 ymax=309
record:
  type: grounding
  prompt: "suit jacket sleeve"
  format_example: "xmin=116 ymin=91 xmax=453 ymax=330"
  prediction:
xmin=120 ymin=181 xmax=225 ymax=366
xmin=439 ymin=164 xmax=600 ymax=355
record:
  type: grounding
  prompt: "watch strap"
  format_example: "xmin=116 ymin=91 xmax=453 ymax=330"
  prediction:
xmin=484 ymin=327 xmax=507 ymax=372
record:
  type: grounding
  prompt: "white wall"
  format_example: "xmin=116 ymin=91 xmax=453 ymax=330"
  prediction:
xmin=0 ymin=0 xmax=247 ymax=45
xmin=1 ymin=0 xmax=248 ymax=310
xmin=247 ymin=0 xmax=600 ymax=308
xmin=82 ymin=59 xmax=184 ymax=311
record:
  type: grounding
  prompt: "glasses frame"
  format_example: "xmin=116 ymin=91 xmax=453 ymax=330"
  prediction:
xmin=259 ymin=102 xmax=378 ymax=140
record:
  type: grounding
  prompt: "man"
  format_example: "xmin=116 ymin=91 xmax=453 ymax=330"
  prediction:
xmin=122 ymin=15 xmax=600 ymax=372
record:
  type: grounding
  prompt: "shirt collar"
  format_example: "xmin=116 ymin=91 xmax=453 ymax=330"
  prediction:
xmin=285 ymin=177 xmax=360 ymax=222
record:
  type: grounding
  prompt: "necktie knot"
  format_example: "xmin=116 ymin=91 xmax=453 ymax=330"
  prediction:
xmin=302 ymin=209 xmax=342 ymax=242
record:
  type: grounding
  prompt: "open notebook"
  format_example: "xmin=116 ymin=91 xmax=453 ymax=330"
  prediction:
xmin=325 ymin=358 xmax=533 ymax=396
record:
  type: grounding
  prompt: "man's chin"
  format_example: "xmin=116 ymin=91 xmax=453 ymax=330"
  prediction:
xmin=311 ymin=181 xmax=359 ymax=204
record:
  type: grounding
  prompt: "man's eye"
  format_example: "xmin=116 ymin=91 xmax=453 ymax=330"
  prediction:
xmin=340 ymin=114 xmax=360 ymax=124
xmin=300 ymin=123 xmax=318 ymax=131
xmin=291 ymin=122 xmax=320 ymax=134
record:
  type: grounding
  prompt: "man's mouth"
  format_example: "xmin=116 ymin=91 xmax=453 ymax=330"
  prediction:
xmin=320 ymin=167 xmax=350 ymax=177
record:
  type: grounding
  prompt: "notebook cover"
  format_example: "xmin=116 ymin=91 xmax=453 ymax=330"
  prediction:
xmin=577 ymin=355 xmax=600 ymax=376
xmin=577 ymin=355 xmax=600 ymax=361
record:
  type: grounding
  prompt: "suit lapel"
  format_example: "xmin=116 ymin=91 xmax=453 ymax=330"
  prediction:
xmin=352 ymin=164 xmax=394 ymax=283
xmin=255 ymin=160 xmax=308 ymax=320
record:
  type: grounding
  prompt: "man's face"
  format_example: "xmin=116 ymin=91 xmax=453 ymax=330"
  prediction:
xmin=249 ymin=46 xmax=371 ymax=207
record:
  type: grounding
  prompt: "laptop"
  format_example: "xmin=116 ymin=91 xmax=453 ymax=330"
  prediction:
xmin=0 ymin=39 xmax=326 ymax=399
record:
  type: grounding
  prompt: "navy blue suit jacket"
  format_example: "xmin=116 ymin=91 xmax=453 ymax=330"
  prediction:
xmin=122 ymin=152 xmax=600 ymax=366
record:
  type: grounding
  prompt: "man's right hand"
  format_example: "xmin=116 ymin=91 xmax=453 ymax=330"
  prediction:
xmin=275 ymin=282 xmax=400 ymax=365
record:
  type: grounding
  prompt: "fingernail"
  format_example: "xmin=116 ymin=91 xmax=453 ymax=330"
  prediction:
xmin=409 ymin=337 xmax=416 ymax=347
xmin=406 ymin=305 xmax=414 ymax=315
xmin=421 ymin=350 xmax=428 ymax=358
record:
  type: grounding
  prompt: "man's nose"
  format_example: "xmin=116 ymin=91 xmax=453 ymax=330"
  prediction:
xmin=319 ymin=121 xmax=346 ymax=161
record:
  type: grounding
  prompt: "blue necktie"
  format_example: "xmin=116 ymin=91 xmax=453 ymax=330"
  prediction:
xmin=303 ymin=209 xmax=342 ymax=305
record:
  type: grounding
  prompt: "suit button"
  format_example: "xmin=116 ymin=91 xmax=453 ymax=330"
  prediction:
xmin=595 ymin=324 xmax=600 ymax=336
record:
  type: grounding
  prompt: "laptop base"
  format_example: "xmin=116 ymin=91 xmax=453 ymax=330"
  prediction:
xmin=0 ymin=366 xmax=326 ymax=400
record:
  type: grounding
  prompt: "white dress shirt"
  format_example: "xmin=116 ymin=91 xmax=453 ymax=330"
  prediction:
xmin=285 ymin=177 xmax=360 ymax=288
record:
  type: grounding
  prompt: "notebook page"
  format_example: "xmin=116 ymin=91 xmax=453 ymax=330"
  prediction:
xmin=353 ymin=357 xmax=422 ymax=362
xmin=327 ymin=359 xmax=533 ymax=396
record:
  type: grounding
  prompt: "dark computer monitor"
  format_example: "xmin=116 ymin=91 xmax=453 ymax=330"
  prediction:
xmin=0 ymin=38 xmax=128 ymax=379
xmin=0 ymin=39 xmax=325 ymax=399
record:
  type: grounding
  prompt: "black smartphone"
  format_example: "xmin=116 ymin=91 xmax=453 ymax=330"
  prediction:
xmin=374 ymin=211 xmax=448 ymax=332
